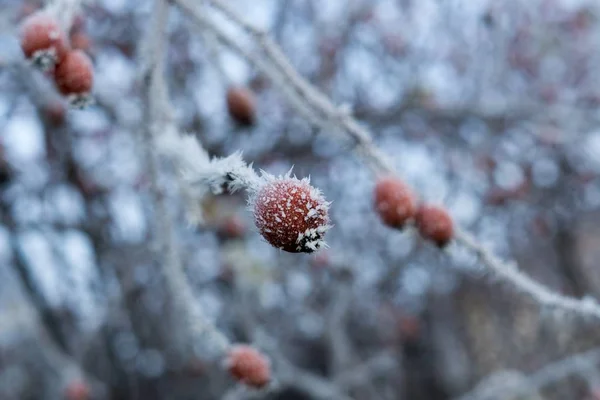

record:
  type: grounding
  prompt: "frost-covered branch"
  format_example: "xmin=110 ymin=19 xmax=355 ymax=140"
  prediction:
xmin=140 ymin=0 xmax=230 ymax=359
xmin=156 ymin=128 xmax=260 ymax=197
xmin=44 ymin=0 xmax=86 ymax=32
xmin=455 ymin=229 xmax=600 ymax=319
xmin=455 ymin=347 xmax=600 ymax=400
xmin=173 ymin=0 xmax=600 ymax=322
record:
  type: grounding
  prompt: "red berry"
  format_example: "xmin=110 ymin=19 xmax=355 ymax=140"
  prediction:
xmin=65 ymin=380 xmax=90 ymax=400
xmin=54 ymin=50 xmax=93 ymax=94
xmin=374 ymin=176 xmax=417 ymax=229
xmin=415 ymin=205 xmax=454 ymax=247
xmin=53 ymin=50 xmax=94 ymax=107
xmin=252 ymin=176 xmax=330 ymax=253
xmin=225 ymin=345 xmax=271 ymax=388
xmin=20 ymin=11 xmax=69 ymax=70
xmin=219 ymin=215 xmax=246 ymax=239
xmin=226 ymin=86 xmax=256 ymax=126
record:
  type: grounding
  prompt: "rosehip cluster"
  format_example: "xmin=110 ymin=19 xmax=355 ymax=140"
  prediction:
xmin=373 ymin=175 xmax=454 ymax=247
xmin=225 ymin=345 xmax=271 ymax=388
xmin=251 ymin=175 xmax=331 ymax=253
xmin=19 ymin=11 xmax=94 ymax=107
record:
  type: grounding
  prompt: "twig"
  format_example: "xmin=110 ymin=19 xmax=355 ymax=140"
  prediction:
xmin=140 ymin=0 xmax=229 ymax=357
xmin=455 ymin=347 xmax=600 ymax=400
xmin=455 ymin=229 xmax=600 ymax=319
xmin=45 ymin=0 xmax=87 ymax=32
xmin=172 ymin=0 xmax=600 ymax=323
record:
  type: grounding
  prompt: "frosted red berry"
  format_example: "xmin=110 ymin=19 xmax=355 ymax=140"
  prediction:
xmin=226 ymin=86 xmax=256 ymax=126
xmin=53 ymin=50 xmax=94 ymax=107
xmin=415 ymin=205 xmax=454 ymax=247
xmin=374 ymin=176 xmax=417 ymax=229
xmin=252 ymin=177 xmax=330 ymax=253
xmin=19 ymin=11 xmax=69 ymax=70
xmin=65 ymin=380 xmax=90 ymax=400
xmin=225 ymin=345 xmax=271 ymax=388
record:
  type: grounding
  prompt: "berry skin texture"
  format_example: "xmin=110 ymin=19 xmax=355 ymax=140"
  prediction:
xmin=415 ymin=205 xmax=454 ymax=247
xmin=374 ymin=176 xmax=417 ymax=229
xmin=226 ymin=86 xmax=256 ymax=126
xmin=54 ymin=50 xmax=93 ymax=95
xmin=19 ymin=12 xmax=69 ymax=70
xmin=252 ymin=176 xmax=331 ymax=253
xmin=225 ymin=345 xmax=271 ymax=388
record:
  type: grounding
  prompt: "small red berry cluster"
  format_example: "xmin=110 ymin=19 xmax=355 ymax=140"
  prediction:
xmin=225 ymin=344 xmax=271 ymax=388
xmin=19 ymin=11 xmax=94 ymax=107
xmin=374 ymin=176 xmax=454 ymax=247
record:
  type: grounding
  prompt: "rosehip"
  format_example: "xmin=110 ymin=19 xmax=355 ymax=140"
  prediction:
xmin=219 ymin=215 xmax=246 ymax=239
xmin=19 ymin=11 xmax=69 ymax=70
xmin=252 ymin=176 xmax=330 ymax=253
xmin=225 ymin=345 xmax=271 ymax=388
xmin=226 ymin=86 xmax=256 ymax=126
xmin=415 ymin=204 xmax=454 ymax=247
xmin=53 ymin=50 xmax=94 ymax=107
xmin=374 ymin=176 xmax=417 ymax=229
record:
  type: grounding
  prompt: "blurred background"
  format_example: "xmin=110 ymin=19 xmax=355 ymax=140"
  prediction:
xmin=2 ymin=0 xmax=600 ymax=399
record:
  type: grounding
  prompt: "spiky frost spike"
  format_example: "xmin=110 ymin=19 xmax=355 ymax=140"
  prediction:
xmin=250 ymin=174 xmax=331 ymax=253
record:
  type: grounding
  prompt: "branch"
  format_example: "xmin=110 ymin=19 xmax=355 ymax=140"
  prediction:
xmin=45 ymin=0 xmax=87 ymax=32
xmin=172 ymin=0 xmax=600 ymax=323
xmin=455 ymin=347 xmax=600 ymax=400
xmin=140 ymin=0 xmax=229 ymax=359
xmin=455 ymin=229 xmax=600 ymax=319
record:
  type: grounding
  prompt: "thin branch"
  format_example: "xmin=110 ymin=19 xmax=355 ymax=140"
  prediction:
xmin=455 ymin=229 xmax=600 ymax=319
xmin=140 ymin=0 xmax=229 ymax=358
xmin=455 ymin=347 xmax=600 ymax=400
xmin=172 ymin=0 xmax=600 ymax=323
xmin=45 ymin=0 xmax=87 ymax=32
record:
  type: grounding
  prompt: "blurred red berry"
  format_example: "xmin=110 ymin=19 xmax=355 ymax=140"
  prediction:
xmin=415 ymin=205 xmax=454 ymax=247
xmin=374 ymin=176 xmax=417 ymax=229
xmin=225 ymin=345 xmax=271 ymax=388
xmin=252 ymin=177 xmax=330 ymax=253
xmin=226 ymin=86 xmax=256 ymax=126
xmin=20 ymin=11 xmax=69 ymax=70
xmin=219 ymin=215 xmax=246 ymax=239
xmin=53 ymin=50 xmax=94 ymax=106
xmin=65 ymin=380 xmax=90 ymax=400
